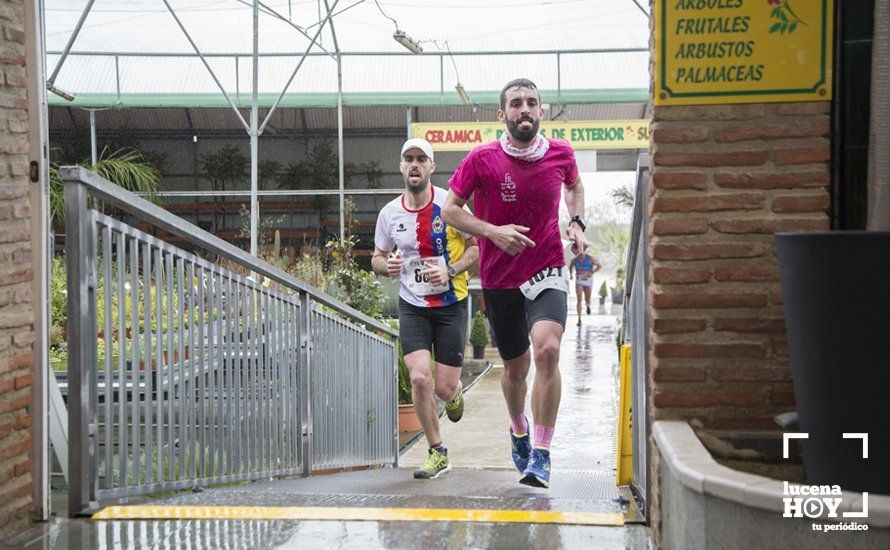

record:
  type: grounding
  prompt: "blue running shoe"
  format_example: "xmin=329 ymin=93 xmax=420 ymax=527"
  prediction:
xmin=509 ymin=416 xmax=532 ymax=474
xmin=520 ymin=448 xmax=551 ymax=488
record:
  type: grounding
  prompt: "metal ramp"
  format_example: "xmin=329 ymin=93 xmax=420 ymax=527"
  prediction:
xmin=95 ymin=467 xmax=642 ymax=525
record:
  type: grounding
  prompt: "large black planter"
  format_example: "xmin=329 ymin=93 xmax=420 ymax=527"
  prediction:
xmin=776 ymin=232 xmax=890 ymax=494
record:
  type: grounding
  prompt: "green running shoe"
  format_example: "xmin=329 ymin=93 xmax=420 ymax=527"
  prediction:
xmin=445 ymin=387 xmax=464 ymax=423
xmin=414 ymin=447 xmax=452 ymax=479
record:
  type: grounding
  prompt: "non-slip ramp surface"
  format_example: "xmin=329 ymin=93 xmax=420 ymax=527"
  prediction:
xmin=98 ymin=468 xmax=628 ymax=526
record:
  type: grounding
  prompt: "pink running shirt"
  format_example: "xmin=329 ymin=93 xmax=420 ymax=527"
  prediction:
xmin=448 ymin=138 xmax=579 ymax=289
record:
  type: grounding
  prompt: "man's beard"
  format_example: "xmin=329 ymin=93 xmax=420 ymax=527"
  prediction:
xmin=404 ymin=174 xmax=430 ymax=193
xmin=506 ymin=115 xmax=540 ymax=143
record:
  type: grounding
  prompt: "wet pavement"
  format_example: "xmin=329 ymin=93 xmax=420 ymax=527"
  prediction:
xmin=8 ymin=308 xmax=651 ymax=549
xmin=6 ymin=517 xmax=650 ymax=550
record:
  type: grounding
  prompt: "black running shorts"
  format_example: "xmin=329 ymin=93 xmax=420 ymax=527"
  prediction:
xmin=482 ymin=288 xmax=568 ymax=361
xmin=398 ymin=298 xmax=469 ymax=368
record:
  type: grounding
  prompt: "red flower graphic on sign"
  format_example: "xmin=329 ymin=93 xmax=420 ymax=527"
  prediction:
xmin=768 ymin=1 xmax=806 ymax=34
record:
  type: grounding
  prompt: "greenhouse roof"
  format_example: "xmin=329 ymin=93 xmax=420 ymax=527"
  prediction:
xmin=46 ymin=0 xmax=650 ymax=108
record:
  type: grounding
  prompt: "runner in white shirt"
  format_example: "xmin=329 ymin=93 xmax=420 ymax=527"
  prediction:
xmin=372 ymin=138 xmax=479 ymax=480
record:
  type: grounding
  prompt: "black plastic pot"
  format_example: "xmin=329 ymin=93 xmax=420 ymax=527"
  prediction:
xmin=472 ymin=345 xmax=485 ymax=359
xmin=776 ymin=232 xmax=890 ymax=494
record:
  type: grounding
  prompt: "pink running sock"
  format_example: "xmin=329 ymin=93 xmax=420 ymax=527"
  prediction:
xmin=509 ymin=414 xmax=528 ymax=436
xmin=533 ymin=425 xmax=555 ymax=450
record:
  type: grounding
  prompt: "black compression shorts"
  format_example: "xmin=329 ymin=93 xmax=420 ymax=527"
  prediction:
xmin=398 ymin=297 xmax=468 ymax=368
xmin=482 ymin=288 xmax=567 ymax=361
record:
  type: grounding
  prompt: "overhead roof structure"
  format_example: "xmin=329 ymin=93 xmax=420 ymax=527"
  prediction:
xmin=44 ymin=0 xmax=650 ymax=252
xmin=45 ymin=0 xmax=649 ymax=108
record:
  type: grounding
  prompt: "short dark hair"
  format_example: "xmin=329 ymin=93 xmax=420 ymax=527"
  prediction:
xmin=499 ymin=78 xmax=540 ymax=111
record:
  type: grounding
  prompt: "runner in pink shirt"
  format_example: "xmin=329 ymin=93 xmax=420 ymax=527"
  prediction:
xmin=443 ymin=78 xmax=589 ymax=488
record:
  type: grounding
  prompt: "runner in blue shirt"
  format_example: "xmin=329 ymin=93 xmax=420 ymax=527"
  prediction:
xmin=568 ymin=252 xmax=602 ymax=325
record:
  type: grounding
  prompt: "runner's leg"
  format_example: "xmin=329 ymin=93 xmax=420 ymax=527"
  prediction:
xmin=502 ymin=351 xmax=531 ymax=420
xmin=405 ymin=350 xmax=441 ymax=446
xmin=483 ymin=289 xmax=531 ymax=430
xmin=529 ymin=320 xmax=563 ymax=427
xmin=584 ymin=287 xmax=592 ymax=314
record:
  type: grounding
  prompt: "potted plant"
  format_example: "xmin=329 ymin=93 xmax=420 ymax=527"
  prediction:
xmin=611 ymin=269 xmax=625 ymax=305
xmin=598 ymin=281 xmax=608 ymax=306
xmin=469 ymin=311 xmax=489 ymax=359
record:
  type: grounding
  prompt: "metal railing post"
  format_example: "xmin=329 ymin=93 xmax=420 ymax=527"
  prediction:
xmin=65 ymin=180 xmax=98 ymax=516
xmin=299 ymin=291 xmax=313 ymax=476
xmin=392 ymin=344 xmax=399 ymax=467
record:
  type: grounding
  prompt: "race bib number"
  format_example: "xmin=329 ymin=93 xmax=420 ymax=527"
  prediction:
xmin=519 ymin=266 xmax=569 ymax=301
xmin=403 ymin=256 xmax=450 ymax=296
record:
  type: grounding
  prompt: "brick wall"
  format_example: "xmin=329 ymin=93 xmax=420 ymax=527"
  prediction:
xmin=0 ymin=0 xmax=34 ymax=536
xmin=648 ymin=102 xmax=830 ymax=431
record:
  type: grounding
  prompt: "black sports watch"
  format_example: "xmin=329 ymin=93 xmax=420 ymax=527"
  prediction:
xmin=447 ymin=265 xmax=457 ymax=279
xmin=569 ymin=215 xmax=587 ymax=232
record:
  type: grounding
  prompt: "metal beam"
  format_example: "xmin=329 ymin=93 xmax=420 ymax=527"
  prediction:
xmin=235 ymin=0 xmax=338 ymax=60
xmin=250 ymin=0 xmax=259 ymax=256
xmin=160 ymin=0 xmax=251 ymax=134
xmin=323 ymin=0 xmax=345 ymax=242
xmin=89 ymin=110 xmax=96 ymax=167
xmin=151 ymin=189 xmax=406 ymax=197
xmin=49 ymin=47 xmax=648 ymax=58
xmin=46 ymin=0 xmax=96 ymax=86
xmin=631 ymin=0 xmax=649 ymax=17
xmin=258 ymin=0 xmax=342 ymax=134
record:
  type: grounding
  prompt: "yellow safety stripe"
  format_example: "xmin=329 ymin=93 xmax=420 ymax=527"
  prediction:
xmin=94 ymin=505 xmax=625 ymax=526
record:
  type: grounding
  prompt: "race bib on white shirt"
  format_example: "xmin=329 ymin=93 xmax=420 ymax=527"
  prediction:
xmin=403 ymin=256 xmax=450 ymax=296
xmin=519 ymin=266 xmax=569 ymax=301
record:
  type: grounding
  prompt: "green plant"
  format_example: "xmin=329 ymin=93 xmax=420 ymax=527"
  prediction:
xmin=324 ymin=235 xmax=386 ymax=319
xmin=50 ymin=147 xmax=162 ymax=223
xmin=397 ymin=342 xmax=412 ymax=405
xmin=469 ymin=311 xmax=489 ymax=348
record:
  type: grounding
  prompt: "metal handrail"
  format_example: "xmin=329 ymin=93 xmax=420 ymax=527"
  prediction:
xmin=59 ymin=166 xmax=397 ymax=338
xmin=621 ymin=153 xmax=649 ymax=338
xmin=62 ymin=167 xmax=399 ymax=517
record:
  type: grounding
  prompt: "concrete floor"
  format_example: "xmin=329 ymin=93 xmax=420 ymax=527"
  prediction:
xmin=10 ymin=308 xmax=651 ymax=549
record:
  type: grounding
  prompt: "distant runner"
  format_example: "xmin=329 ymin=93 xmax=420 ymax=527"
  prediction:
xmin=443 ymin=78 xmax=588 ymax=488
xmin=569 ymin=252 xmax=602 ymax=325
xmin=372 ymin=138 xmax=479 ymax=480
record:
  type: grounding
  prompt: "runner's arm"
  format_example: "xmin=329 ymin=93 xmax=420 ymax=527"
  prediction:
xmin=592 ymin=257 xmax=602 ymax=274
xmin=371 ymin=247 xmax=402 ymax=278
xmin=450 ymin=237 xmax=479 ymax=275
xmin=420 ymin=237 xmax=479 ymax=285
xmin=442 ymin=191 xmax=535 ymax=255
xmin=564 ymin=176 xmax=589 ymax=253
xmin=568 ymin=258 xmax=575 ymax=279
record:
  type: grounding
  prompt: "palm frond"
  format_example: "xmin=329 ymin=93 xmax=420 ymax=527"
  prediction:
xmin=49 ymin=147 xmax=162 ymax=223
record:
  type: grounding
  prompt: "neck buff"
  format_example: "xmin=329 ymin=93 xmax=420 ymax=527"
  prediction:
xmin=499 ymin=131 xmax=550 ymax=162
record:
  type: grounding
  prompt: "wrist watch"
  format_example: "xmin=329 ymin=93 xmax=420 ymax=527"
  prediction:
xmin=447 ymin=265 xmax=457 ymax=279
xmin=569 ymin=215 xmax=587 ymax=232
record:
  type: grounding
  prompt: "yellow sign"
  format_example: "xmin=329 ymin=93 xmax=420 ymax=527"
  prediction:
xmin=655 ymin=0 xmax=833 ymax=105
xmin=410 ymin=121 xmax=649 ymax=152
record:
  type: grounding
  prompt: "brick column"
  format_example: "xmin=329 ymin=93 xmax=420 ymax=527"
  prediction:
xmin=646 ymin=103 xmax=831 ymax=545
xmin=0 ymin=0 xmax=34 ymax=536
xmin=648 ymin=102 xmax=830 ymax=429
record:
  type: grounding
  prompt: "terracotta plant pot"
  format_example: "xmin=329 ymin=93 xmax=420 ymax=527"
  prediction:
xmin=398 ymin=403 xmax=421 ymax=432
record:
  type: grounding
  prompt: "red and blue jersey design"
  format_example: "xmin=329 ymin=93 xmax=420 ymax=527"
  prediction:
xmin=374 ymin=186 xmax=472 ymax=308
